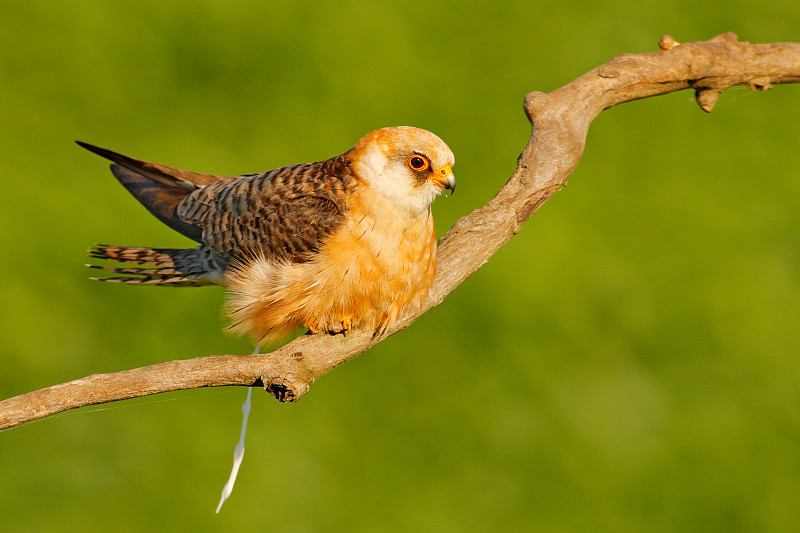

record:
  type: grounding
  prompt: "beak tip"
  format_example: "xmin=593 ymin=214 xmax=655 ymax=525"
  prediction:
xmin=431 ymin=166 xmax=456 ymax=194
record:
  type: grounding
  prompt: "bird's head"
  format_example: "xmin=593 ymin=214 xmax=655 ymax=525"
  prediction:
xmin=351 ymin=126 xmax=455 ymax=215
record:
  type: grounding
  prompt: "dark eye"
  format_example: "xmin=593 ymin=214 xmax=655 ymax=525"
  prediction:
xmin=406 ymin=155 xmax=430 ymax=172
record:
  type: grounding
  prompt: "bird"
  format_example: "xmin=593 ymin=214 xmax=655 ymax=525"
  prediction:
xmin=80 ymin=126 xmax=456 ymax=345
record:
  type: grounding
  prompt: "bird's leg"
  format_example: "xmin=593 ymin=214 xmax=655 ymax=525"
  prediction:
xmin=327 ymin=318 xmax=352 ymax=336
xmin=305 ymin=318 xmax=352 ymax=336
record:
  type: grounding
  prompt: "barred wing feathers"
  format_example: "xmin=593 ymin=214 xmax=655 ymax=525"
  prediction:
xmin=80 ymin=141 xmax=357 ymax=285
xmin=178 ymin=155 xmax=356 ymax=264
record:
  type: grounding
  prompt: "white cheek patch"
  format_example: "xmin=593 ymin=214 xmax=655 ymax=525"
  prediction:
xmin=359 ymin=151 xmax=442 ymax=215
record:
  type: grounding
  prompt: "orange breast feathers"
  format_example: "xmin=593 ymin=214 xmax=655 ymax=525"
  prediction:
xmin=224 ymin=186 xmax=438 ymax=344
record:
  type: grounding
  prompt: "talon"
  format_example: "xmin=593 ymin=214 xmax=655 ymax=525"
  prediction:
xmin=341 ymin=318 xmax=352 ymax=336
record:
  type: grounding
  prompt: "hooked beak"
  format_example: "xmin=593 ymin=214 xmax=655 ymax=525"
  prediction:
xmin=429 ymin=164 xmax=456 ymax=194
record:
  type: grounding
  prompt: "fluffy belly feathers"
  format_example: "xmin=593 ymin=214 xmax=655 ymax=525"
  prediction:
xmin=225 ymin=206 xmax=437 ymax=344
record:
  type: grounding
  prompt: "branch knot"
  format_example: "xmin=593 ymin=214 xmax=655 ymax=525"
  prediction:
xmin=265 ymin=376 xmax=307 ymax=402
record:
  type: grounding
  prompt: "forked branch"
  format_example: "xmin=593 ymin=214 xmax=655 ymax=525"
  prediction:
xmin=2 ymin=32 xmax=799 ymax=431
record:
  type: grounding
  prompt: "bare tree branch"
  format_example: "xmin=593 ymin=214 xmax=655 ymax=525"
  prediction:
xmin=2 ymin=32 xmax=799 ymax=431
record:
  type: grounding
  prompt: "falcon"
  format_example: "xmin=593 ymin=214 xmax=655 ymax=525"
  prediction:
xmin=80 ymin=127 xmax=456 ymax=344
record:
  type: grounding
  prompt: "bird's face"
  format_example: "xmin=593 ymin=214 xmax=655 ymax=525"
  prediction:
xmin=351 ymin=126 xmax=456 ymax=216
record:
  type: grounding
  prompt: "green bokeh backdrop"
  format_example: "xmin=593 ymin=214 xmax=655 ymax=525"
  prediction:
xmin=2 ymin=1 xmax=799 ymax=531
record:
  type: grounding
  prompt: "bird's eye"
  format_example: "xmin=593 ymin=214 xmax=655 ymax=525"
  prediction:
xmin=406 ymin=155 xmax=430 ymax=172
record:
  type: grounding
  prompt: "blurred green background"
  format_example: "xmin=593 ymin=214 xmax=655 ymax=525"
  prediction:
xmin=1 ymin=1 xmax=798 ymax=531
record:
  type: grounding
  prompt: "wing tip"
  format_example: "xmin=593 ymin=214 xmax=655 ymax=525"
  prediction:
xmin=75 ymin=140 xmax=108 ymax=157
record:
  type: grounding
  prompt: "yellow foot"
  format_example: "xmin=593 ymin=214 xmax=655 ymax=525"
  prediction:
xmin=304 ymin=319 xmax=352 ymax=336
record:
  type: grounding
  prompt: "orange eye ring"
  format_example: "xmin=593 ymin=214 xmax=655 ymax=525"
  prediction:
xmin=406 ymin=155 xmax=430 ymax=172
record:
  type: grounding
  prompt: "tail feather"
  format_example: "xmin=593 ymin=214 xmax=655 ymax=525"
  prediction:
xmin=88 ymin=244 xmax=223 ymax=286
xmin=87 ymin=265 xmax=197 ymax=277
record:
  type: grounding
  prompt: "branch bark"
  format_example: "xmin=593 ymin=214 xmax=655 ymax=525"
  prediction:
xmin=2 ymin=32 xmax=799 ymax=431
